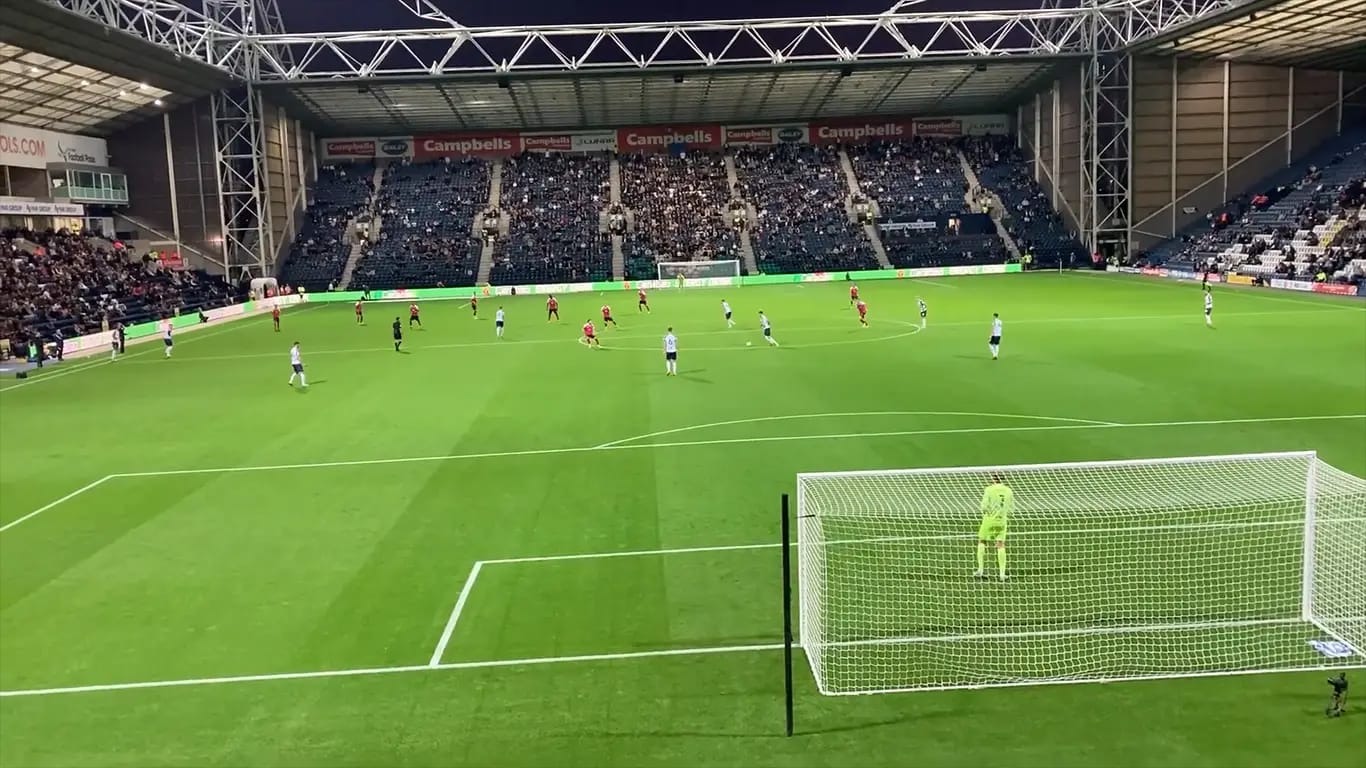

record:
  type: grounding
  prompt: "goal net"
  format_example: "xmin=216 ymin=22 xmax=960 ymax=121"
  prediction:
xmin=657 ymin=260 xmax=740 ymax=280
xmin=796 ymin=451 xmax=1366 ymax=695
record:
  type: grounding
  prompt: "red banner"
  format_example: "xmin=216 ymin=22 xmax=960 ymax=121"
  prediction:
xmin=616 ymin=125 xmax=721 ymax=152
xmin=913 ymin=118 xmax=963 ymax=138
xmin=809 ymin=119 xmax=914 ymax=144
xmin=723 ymin=125 xmax=810 ymax=146
xmin=414 ymin=133 xmax=519 ymax=159
xmin=1312 ymin=282 xmax=1358 ymax=296
xmin=155 ymin=251 xmax=184 ymax=270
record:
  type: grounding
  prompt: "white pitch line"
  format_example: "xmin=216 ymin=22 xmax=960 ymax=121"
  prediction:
xmin=5 ymin=413 xmax=1362 ymax=534
xmin=0 ymin=476 xmax=113 ymax=533
xmin=595 ymin=410 xmax=1119 ymax=449
xmin=429 ymin=562 xmax=484 ymax=667
xmin=98 ymin=413 xmax=1366 ymax=480
xmin=0 ymin=643 xmax=786 ymax=699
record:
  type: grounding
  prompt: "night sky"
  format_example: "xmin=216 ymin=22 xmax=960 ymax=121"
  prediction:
xmin=276 ymin=0 xmax=1044 ymax=32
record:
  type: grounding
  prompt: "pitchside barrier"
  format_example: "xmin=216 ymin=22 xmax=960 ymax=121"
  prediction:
xmin=45 ymin=264 xmax=1016 ymax=363
xmin=1107 ymin=265 xmax=1366 ymax=297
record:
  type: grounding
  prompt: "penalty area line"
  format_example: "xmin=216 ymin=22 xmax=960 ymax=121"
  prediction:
xmin=0 ymin=643 xmax=786 ymax=699
xmin=428 ymin=562 xmax=484 ymax=667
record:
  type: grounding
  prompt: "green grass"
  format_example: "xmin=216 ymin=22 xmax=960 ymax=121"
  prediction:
xmin=1 ymin=272 xmax=1364 ymax=767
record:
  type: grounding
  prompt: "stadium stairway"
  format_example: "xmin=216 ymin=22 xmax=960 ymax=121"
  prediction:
xmin=338 ymin=163 xmax=386 ymax=289
xmin=863 ymin=222 xmax=893 ymax=268
xmin=610 ymin=236 xmax=625 ymax=280
xmin=488 ymin=159 xmax=504 ymax=208
xmin=609 ymin=155 xmax=622 ymax=204
xmin=959 ymin=150 xmax=1021 ymax=262
xmin=837 ymin=148 xmax=863 ymax=195
xmin=723 ymin=152 xmax=741 ymax=196
xmin=740 ymin=201 xmax=760 ymax=274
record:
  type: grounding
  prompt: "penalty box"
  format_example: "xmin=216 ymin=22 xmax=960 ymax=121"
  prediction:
xmin=430 ymin=543 xmax=786 ymax=666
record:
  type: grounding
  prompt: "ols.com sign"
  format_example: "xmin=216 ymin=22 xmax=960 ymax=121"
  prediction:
xmin=0 ymin=122 xmax=108 ymax=169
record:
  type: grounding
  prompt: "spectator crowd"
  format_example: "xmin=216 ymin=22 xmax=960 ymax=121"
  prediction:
xmin=1 ymin=230 xmax=237 ymax=356
xmin=620 ymin=152 xmax=740 ymax=277
xmin=491 ymin=152 xmax=613 ymax=285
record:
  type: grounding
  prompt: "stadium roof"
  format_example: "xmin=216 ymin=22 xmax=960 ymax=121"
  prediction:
xmin=0 ymin=0 xmax=234 ymax=135
xmin=1136 ymin=0 xmax=1366 ymax=71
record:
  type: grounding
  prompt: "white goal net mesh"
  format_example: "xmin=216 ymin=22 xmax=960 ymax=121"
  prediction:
xmin=796 ymin=452 xmax=1366 ymax=695
xmin=657 ymin=260 xmax=740 ymax=280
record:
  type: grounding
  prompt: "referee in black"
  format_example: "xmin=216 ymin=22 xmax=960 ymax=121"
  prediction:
xmin=392 ymin=317 xmax=403 ymax=352
xmin=1327 ymin=673 xmax=1348 ymax=717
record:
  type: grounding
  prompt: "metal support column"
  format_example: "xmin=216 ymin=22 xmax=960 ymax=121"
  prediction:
xmin=207 ymin=0 xmax=271 ymax=281
xmin=1080 ymin=2 xmax=1132 ymax=261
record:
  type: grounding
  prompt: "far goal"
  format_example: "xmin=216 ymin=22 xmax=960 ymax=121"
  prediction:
xmin=657 ymin=259 xmax=740 ymax=281
xmin=795 ymin=451 xmax=1366 ymax=695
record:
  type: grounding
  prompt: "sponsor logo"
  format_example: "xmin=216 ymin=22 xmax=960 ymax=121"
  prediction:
xmin=418 ymin=135 xmax=515 ymax=155
xmin=325 ymin=140 xmax=376 ymax=157
xmin=380 ymin=140 xmax=410 ymax=156
xmin=1140 ymin=268 xmax=1162 ymax=277
xmin=814 ymin=122 xmax=906 ymax=142
xmin=777 ymin=126 xmax=804 ymax=143
xmin=725 ymin=127 xmax=773 ymax=145
xmin=1270 ymin=278 xmax=1314 ymax=292
xmin=57 ymin=143 xmax=99 ymax=164
xmin=0 ymin=135 xmax=45 ymax=157
xmin=574 ymin=133 xmax=616 ymax=149
xmin=1312 ymin=282 xmax=1358 ymax=296
xmin=1308 ymin=640 xmax=1355 ymax=658
xmin=1226 ymin=273 xmax=1255 ymax=285
xmin=914 ymin=119 xmax=962 ymax=138
xmin=621 ymin=128 xmax=716 ymax=148
xmin=522 ymin=134 xmax=573 ymax=152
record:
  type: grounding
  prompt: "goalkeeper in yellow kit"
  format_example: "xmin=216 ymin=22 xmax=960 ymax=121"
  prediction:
xmin=974 ymin=473 xmax=1012 ymax=581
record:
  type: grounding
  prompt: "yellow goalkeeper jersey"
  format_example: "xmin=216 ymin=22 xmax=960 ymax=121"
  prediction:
xmin=980 ymin=483 xmax=1014 ymax=521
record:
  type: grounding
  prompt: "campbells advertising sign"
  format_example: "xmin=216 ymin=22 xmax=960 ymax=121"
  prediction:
xmin=520 ymin=132 xmax=618 ymax=153
xmin=723 ymin=125 xmax=810 ymax=146
xmin=322 ymin=139 xmax=378 ymax=159
xmin=913 ymin=119 xmax=963 ymax=138
xmin=809 ymin=119 xmax=913 ymax=144
xmin=414 ymin=133 xmax=518 ymax=159
xmin=617 ymin=125 xmax=721 ymax=152
xmin=0 ymin=122 xmax=108 ymax=170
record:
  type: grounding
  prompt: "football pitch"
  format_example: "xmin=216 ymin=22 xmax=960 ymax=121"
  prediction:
xmin=1 ymin=272 xmax=1364 ymax=767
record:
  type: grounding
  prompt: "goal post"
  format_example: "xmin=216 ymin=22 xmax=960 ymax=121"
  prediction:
xmin=657 ymin=259 xmax=740 ymax=281
xmin=795 ymin=451 xmax=1366 ymax=696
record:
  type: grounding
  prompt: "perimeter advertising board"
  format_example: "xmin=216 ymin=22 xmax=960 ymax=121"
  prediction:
xmin=616 ymin=125 xmax=722 ymax=152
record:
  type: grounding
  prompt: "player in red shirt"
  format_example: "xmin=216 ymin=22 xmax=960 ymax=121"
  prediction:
xmin=582 ymin=319 xmax=600 ymax=348
xmin=470 ymin=295 xmax=478 ymax=318
xmin=601 ymin=304 xmax=617 ymax=327
xmin=849 ymin=284 xmax=859 ymax=305
xmin=547 ymin=295 xmax=559 ymax=322
xmin=409 ymin=303 xmax=422 ymax=328
xmin=355 ymin=300 xmax=364 ymax=324
xmin=272 ymin=305 xmax=281 ymax=332
xmin=856 ymin=299 xmax=869 ymax=327
xmin=637 ymin=287 xmax=650 ymax=313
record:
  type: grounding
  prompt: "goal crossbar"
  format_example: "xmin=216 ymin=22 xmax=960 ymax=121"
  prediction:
xmin=795 ymin=450 xmax=1366 ymax=695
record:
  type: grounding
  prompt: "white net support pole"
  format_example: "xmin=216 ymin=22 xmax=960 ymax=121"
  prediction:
xmin=796 ymin=451 xmax=1366 ymax=696
xmin=656 ymin=260 xmax=740 ymax=280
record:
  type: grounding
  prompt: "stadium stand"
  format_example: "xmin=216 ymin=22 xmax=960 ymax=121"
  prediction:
xmin=490 ymin=152 xmax=613 ymax=285
xmin=278 ymin=163 xmax=375 ymax=291
xmin=350 ymin=158 xmax=489 ymax=290
xmin=734 ymin=144 xmax=879 ymax=274
xmin=881 ymin=229 xmax=1009 ymax=269
xmin=964 ymin=136 xmax=1088 ymax=268
xmin=1 ymin=231 xmax=238 ymax=353
xmin=1155 ymin=134 xmax=1366 ymax=284
xmin=620 ymin=152 xmax=741 ymax=279
xmin=1143 ymin=128 xmax=1366 ymax=269
xmin=846 ymin=138 xmax=967 ymax=221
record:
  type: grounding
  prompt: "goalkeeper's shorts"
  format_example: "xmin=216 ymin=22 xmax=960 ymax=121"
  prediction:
xmin=978 ymin=518 xmax=1007 ymax=542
